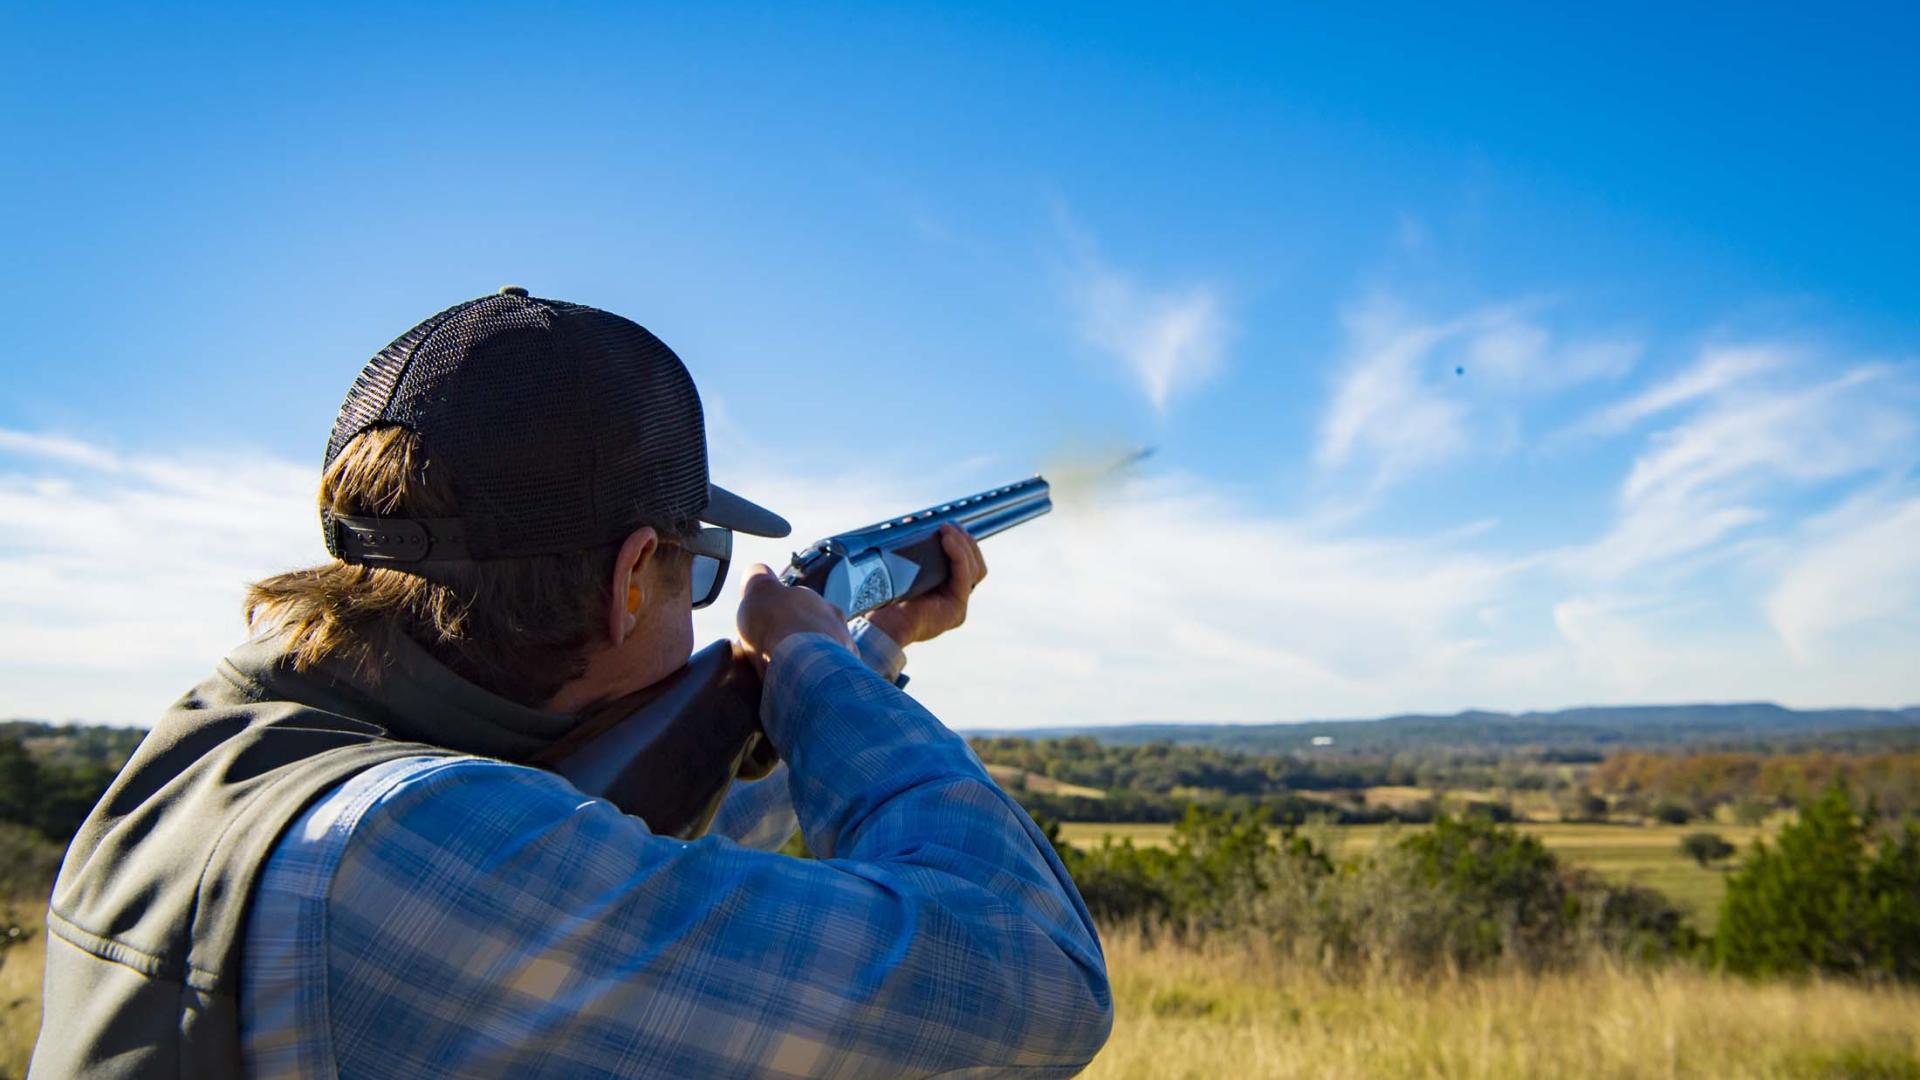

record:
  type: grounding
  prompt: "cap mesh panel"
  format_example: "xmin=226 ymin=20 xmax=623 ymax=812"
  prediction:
xmin=323 ymin=293 xmax=712 ymax=558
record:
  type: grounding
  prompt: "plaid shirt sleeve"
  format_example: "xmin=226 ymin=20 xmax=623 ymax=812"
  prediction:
xmin=241 ymin=633 xmax=1111 ymax=1080
xmin=707 ymin=617 xmax=907 ymax=851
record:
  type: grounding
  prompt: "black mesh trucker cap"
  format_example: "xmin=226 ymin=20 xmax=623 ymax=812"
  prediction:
xmin=321 ymin=286 xmax=789 ymax=565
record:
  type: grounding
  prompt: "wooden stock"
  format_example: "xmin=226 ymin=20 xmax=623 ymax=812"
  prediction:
xmin=538 ymin=640 xmax=781 ymax=838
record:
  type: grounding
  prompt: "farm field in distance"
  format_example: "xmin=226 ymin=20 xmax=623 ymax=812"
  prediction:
xmin=1059 ymin=821 xmax=1771 ymax=931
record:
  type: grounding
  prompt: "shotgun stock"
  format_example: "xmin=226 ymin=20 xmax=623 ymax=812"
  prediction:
xmin=541 ymin=476 xmax=1051 ymax=838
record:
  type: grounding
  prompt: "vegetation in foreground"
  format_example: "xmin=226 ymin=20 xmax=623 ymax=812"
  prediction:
xmin=1067 ymin=795 xmax=1920 ymax=1077
xmin=7 ymin=906 xmax=1918 ymax=1080
xmin=1087 ymin=929 xmax=1920 ymax=1080
xmin=1053 ymin=792 xmax=1920 ymax=984
xmin=1054 ymin=811 xmax=1700 ymax=977
xmin=1062 ymin=819 xmax=1771 ymax=930
xmin=0 ymin=911 xmax=41 ymax=1080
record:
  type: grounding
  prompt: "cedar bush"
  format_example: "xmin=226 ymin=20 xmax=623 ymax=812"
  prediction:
xmin=1716 ymin=784 xmax=1920 ymax=981
xmin=1680 ymin=831 xmax=1736 ymax=868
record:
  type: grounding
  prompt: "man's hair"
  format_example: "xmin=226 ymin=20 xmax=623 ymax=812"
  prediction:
xmin=245 ymin=425 xmax=689 ymax=707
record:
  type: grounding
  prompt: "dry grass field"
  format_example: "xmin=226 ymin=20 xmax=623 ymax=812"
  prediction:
xmin=0 ymin=917 xmax=41 ymax=1080
xmin=1088 ymin=929 xmax=1920 ymax=1079
xmin=5 ymin=906 xmax=1917 ymax=1077
xmin=982 ymin=763 xmax=1109 ymax=800
xmin=1059 ymin=821 xmax=1771 ymax=931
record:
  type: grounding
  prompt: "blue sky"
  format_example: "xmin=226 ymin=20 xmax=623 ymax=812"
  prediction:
xmin=3 ymin=4 xmax=1916 ymax=726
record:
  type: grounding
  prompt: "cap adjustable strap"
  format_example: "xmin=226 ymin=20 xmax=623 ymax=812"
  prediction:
xmin=327 ymin=513 xmax=476 ymax=564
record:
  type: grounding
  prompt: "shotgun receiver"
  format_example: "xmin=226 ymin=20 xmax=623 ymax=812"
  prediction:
xmin=541 ymin=476 xmax=1052 ymax=838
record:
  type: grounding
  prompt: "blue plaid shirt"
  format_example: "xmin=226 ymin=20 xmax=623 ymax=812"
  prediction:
xmin=239 ymin=628 xmax=1111 ymax=1078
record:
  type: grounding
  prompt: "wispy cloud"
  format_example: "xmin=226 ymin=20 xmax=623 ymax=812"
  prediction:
xmin=0 ymin=429 xmax=126 ymax=471
xmin=1570 ymin=358 xmax=1909 ymax=580
xmin=1061 ymin=230 xmax=1231 ymax=414
xmin=1315 ymin=300 xmax=1471 ymax=489
xmin=1575 ymin=345 xmax=1785 ymax=436
xmin=1316 ymin=297 xmax=1637 ymax=491
xmin=1767 ymin=491 xmax=1920 ymax=660
xmin=0 ymin=431 xmax=321 ymax=723
xmin=1308 ymin=301 xmax=1917 ymax=702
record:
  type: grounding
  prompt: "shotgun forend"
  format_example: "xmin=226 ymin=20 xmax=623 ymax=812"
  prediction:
xmin=544 ymin=475 xmax=1051 ymax=839
xmin=783 ymin=476 xmax=1051 ymax=617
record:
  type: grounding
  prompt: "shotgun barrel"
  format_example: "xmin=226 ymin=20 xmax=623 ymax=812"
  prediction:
xmin=784 ymin=476 xmax=1051 ymax=617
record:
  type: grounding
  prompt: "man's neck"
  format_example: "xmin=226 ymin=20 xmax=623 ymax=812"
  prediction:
xmin=545 ymin=635 xmax=691 ymax=714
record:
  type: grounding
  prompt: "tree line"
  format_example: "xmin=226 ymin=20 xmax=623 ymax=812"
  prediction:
xmin=970 ymin=734 xmax=1426 ymax=795
xmin=0 ymin=726 xmax=137 ymax=848
xmin=1590 ymin=749 xmax=1920 ymax=821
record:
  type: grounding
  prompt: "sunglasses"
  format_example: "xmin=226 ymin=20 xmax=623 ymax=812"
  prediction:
xmin=670 ymin=526 xmax=733 ymax=609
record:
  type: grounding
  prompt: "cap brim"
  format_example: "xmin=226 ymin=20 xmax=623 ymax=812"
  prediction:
xmin=702 ymin=483 xmax=791 ymax=538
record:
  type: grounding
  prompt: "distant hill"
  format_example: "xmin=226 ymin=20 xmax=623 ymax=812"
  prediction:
xmin=970 ymin=703 xmax=1920 ymax=756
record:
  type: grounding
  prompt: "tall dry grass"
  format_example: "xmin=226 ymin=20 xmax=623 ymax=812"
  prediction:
xmin=1087 ymin=928 xmax=1920 ymax=1079
xmin=0 ymin=920 xmax=42 ymax=1080
xmin=3 ymin=911 xmax=1917 ymax=1077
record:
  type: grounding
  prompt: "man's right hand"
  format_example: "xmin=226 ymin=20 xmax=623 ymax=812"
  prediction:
xmin=735 ymin=564 xmax=857 ymax=677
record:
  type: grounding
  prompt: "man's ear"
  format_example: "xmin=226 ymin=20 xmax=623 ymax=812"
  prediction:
xmin=606 ymin=526 xmax=660 ymax=645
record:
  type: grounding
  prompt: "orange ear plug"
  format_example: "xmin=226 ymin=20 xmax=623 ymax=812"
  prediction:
xmin=627 ymin=584 xmax=642 ymax=612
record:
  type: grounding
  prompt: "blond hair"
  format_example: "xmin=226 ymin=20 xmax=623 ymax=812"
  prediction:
xmin=245 ymin=425 xmax=683 ymax=706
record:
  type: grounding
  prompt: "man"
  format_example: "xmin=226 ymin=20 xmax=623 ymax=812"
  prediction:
xmin=34 ymin=289 xmax=1112 ymax=1078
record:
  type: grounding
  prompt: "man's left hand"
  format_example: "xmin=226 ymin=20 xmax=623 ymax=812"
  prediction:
xmin=867 ymin=524 xmax=988 ymax=647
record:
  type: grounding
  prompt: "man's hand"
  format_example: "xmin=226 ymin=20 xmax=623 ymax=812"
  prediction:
xmin=736 ymin=563 xmax=857 ymax=676
xmin=867 ymin=524 xmax=989 ymax=648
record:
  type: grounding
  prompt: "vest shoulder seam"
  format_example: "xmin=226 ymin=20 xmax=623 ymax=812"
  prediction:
xmin=46 ymin=908 xmax=225 ymax=987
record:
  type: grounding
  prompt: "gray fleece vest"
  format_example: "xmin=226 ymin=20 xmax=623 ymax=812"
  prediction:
xmin=30 ymin=629 xmax=582 ymax=1079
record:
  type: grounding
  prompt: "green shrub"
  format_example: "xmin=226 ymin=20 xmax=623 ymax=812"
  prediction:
xmin=1462 ymin=800 xmax=1515 ymax=824
xmin=1716 ymin=784 xmax=1920 ymax=981
xmin=1653 ymin=801 xmax=1694 ymax=825
xmin=1058 ymin=809 xmax=1697 ymax=975
xmin=1564 ymin=870 xmax=1702 ymax=964
xmin=0 ymin=822 xmax=61 ymax=955
xmin=1864 ymin=820 xmax=1920 ymax=982
xmin=0 ymin=734 xmax=123 ymax=844
xmin=1397 ymin=815 xmax=1566 ymax=967
xmin=1680 ymin=831 xmax=1736 ymax=868
xmin=1567 ymin=791 xmax=1610 ymax=822
xmin=1059 ymin=805 xmax=1330 ymax=930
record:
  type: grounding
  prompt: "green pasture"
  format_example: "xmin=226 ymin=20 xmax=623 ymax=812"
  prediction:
xmin=1057 ymin=821 xmax=1772 ymax=932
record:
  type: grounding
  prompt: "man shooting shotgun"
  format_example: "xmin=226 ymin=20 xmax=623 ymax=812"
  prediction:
xmin=34 ymin=288 xmax=1112 ymax=1079
xmin=545 ymin=475 xmax=1056 ymax=839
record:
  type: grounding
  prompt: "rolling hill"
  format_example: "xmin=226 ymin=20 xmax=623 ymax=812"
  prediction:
xmin=970 ymin=703 xmax=1920 ymax=756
